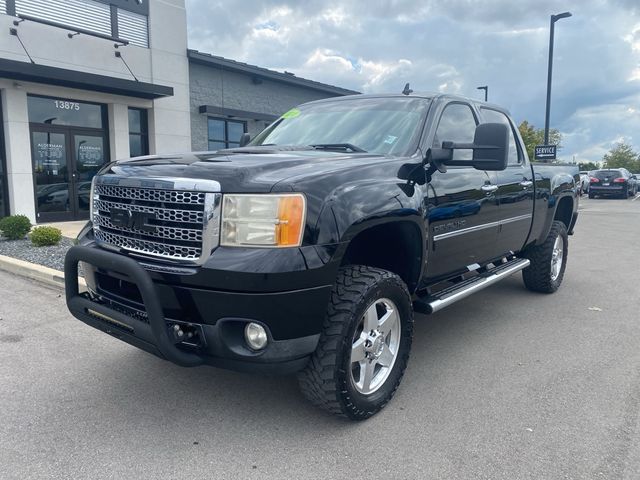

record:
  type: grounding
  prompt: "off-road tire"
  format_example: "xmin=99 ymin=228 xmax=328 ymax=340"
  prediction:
xmin=297 ymin=266 xmax=413 ymax=420
xmin=522 ymin=220 xmax=568 ymax=293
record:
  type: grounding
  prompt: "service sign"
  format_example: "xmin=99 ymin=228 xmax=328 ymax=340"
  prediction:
xmin=534 ymin=145 xmax=557 ymax=160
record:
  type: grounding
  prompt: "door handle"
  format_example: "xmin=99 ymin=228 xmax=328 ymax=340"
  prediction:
xmin=520 ymin=180 xmax=534 ymax=188
xmin=481 ymin=184 xmax=498 ymax=193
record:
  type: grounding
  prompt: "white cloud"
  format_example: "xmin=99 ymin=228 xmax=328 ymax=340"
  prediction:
xmin=185 ymin=0 xmax=640 ymax=163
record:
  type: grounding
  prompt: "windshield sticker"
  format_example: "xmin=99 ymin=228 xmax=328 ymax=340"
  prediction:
xmin=384 ymin=135 xmax=398 ymax=145
xmin=282 ymin=108 xmax=301 ymax=119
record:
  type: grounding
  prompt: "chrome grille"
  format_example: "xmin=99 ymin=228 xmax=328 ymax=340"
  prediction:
xmin=95 ymin=185 xmax=205 ymax=204
xmin=94 ymin=199 xmax=204 ymax=223
xmin=92 ymin=176 xmax=221 ymax=264
xmin=93 ymin=215 xmax=203 ymax=243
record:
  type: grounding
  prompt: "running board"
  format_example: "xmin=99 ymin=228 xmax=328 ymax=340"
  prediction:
xmin=413 ymin=258 xmax=530 ymax=314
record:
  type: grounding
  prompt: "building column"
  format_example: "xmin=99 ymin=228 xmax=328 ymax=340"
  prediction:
xmin=108 ymin=103 xmax=130 ymax=161
xmin=147 ymin=0 xmax=191 ymax=155
xmin=1 ymin=88 xmax=36 ymax=223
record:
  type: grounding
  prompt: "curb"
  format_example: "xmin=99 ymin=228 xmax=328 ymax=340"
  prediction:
xmin=0 ymin=254 xmax=86 ymax=290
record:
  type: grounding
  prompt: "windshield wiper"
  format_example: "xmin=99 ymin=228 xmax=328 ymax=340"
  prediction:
xmin=310 ymin=143 xmax=367 ymax=153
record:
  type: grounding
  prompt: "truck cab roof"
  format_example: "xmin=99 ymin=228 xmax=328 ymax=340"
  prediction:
xmin=301 ymin=92 xmax=511 ymax=116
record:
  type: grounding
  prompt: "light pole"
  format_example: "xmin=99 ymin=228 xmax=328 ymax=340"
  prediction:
xmin=477 ymin=85 xmax=488 ymax=102
xmin=544 ymin=11 xmax=571 ymax=145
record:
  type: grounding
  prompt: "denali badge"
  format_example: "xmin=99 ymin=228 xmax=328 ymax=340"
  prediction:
xmin=433 ymin=220 xmax=467 ymax=234
xmin=110 ymin=208 xmax=157 ymax=233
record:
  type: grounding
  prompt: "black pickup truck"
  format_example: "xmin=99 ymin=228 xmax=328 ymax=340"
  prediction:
xmin=65 ymin=93 xmax=579 ymax=420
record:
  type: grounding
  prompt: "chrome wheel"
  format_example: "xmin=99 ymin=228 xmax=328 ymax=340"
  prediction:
xmin=550 ymin=235 xmax=563 ymax=281
xmin=350 ymin=298 xmax=401 ymax=395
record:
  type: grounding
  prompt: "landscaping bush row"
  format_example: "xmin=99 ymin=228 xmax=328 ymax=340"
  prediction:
xmin=0 ymin=215 xmax=63 ymax=246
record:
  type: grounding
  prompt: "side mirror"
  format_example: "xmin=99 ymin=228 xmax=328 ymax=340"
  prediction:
xmin=468 ymin=123 xmax=509 ymax=171
xmin=435 ymin=123 xmax=509 ymax=171
xmin=240 ymin=133 xmax=251 ymax=147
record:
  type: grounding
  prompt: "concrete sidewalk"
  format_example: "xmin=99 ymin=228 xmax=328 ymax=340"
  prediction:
xmin=0 ymin=220 xmax=86 ymax=289
xmin=0 ymin=253 xmax=85 ymax=290
xmin=39 ymin=220 xmax=87 ymax=240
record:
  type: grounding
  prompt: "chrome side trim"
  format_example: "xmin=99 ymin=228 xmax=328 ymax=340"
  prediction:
xmin=433 ymin=214 xmax=532 ymax=242
xmin=500 ymin=214 xmax=533 ymax=226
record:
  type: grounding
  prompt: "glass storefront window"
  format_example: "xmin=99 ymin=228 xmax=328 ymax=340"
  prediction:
xmin=0 ymin=160 xmax=6 ymax=217
xmin=128 ymin=108 xmax=149 ymax=157
xmin=0 ymin=101 xmax=7 ymax=217
xmin=208 ymin=118 xmax=246 ymax=150
xmin=27 ymin=95 xmax=105 ymax=129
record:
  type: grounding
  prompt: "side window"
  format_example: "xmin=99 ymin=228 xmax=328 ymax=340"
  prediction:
xmin=433 ymin=103 xmax=477 ymax=161
xmin=481 ymin=108 xmax=520 ymax=165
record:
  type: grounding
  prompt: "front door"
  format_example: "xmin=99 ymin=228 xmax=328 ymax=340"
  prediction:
xmin=424 ymin=102 xmax=502 ymax=281
xmin=32 ymin=128 xmax=107 ymax=222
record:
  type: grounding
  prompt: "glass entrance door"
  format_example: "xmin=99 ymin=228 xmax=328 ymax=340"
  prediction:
xmin=32 ymin=129 xmax=107 ymax=222
xmin=73 ymin=133 xmax=106 ymax=218
xmin=32 ymin=130 xmax=72 ymax=222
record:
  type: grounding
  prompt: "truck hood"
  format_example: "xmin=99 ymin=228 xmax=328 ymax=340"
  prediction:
xmin=105 ymin=148 xmax=386 ymax=193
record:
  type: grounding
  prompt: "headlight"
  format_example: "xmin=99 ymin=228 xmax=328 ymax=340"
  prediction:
xmin=221 ymin=194 xmax=306 ymax=247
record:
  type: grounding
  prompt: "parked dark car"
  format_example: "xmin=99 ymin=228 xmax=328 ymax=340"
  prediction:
xmin=589 ymin=168 xmax=637 ymax=198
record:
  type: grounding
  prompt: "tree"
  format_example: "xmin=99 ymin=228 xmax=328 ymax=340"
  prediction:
xmin=602 ymin=143 xmax=640 ymax=172
xmin=578 ymin=161 xmax=599 ymax=172
xmin=518 ymin=121 xmax=562 ymax=161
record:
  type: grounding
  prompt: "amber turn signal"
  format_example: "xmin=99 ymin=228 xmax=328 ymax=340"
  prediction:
xmin=276 ymin=195 xmax=305 ymax=246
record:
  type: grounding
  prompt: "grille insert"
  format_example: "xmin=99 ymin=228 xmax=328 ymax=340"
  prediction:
xmin=96 ymin=185 xmax=205 ymax=204
xmin=93 ymin=180 xmax=220 ymax=263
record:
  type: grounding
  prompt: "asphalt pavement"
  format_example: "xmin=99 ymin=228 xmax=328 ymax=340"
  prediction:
xmin=1 ymin=195 xmax=639 ymax=479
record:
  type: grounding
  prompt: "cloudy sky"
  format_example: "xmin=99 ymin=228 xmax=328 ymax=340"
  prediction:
xmin=185 ymin=0 xmax=640 ymax=164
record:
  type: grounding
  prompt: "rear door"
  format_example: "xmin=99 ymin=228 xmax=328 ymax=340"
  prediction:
xmin=481 ymin=108 xmax=534 ymax=255
xmin=425 ymin=102 xmax=501 ymax=280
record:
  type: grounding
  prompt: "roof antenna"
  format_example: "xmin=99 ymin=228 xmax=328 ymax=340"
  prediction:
xmin=402 ymin=83 xmax=413 ymax=95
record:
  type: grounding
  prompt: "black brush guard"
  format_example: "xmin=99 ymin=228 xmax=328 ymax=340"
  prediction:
xmin=65 ymin=245 xmax=204 ymax=367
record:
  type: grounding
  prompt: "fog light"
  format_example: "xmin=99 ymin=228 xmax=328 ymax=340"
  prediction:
xmin=245 ymin=322 xmax=268 ymax=350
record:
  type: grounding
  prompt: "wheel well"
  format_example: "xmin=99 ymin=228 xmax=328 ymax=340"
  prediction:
xmin=340 ymin=221 xmax=423 ymax=292
xmin=554 ymin=197 xmax=573 ymax=230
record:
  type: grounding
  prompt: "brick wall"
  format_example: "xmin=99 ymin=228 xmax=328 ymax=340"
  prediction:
xmin=189 ymin=63 xmax=345 ymax=150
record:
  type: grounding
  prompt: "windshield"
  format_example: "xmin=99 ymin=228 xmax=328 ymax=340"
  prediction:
xmin=251 ymin=97 xmax=431 ymax=156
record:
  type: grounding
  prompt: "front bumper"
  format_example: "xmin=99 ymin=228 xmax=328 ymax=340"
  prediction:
xmin=65 ymin=245 xmax=331 ymax=374
xmin=589 ymin=185 xmax=625 ymax=195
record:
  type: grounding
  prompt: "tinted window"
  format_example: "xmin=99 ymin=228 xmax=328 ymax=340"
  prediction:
xmin=128 ymin=108 xmax=142 ymax=133
xmin=481 ymin=108 xmax=520 ymax=165
xmin=27 ymin=95 xmax=104 ymax=129
xmin=208 ymin=118 xmax=246 ymax=150
xmin=128 ymin=108 xmax=148 ymax=157
xmin=433 ymin=103 xmax=477 ymax=161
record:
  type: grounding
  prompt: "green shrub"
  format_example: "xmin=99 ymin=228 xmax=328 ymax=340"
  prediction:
xmin=30 ymin=226 xmax=62 ymax=247
xmin=0 ymin=215 xmax=32 ymax=240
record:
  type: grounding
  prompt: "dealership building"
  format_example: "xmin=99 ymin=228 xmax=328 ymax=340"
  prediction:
xmin=0 ymin=0 xmax=356 ymax=223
